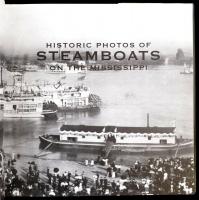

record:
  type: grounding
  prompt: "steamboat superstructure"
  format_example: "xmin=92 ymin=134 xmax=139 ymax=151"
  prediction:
xmin=0 ymin=73 xmax=44 ymax=118
xmin=0 ymin=94 xmax=44 ymax=118
xmin=0 ymin=68 xmax=101 ymax=116
xmin=38 ymin=83 xmax=101 ymax=110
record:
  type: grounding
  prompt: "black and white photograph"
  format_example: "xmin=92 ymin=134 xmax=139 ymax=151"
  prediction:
xmin=0 ymin=2 xmax=195 ymax=197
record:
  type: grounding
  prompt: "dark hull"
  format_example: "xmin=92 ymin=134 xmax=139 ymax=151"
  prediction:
xmin=58 ymin=105 xmax=100 ymax=112
xmin=180 ymin=72 xmax=193 ymax=74
xmin=41 ymin=110 xmax=58 ymax=120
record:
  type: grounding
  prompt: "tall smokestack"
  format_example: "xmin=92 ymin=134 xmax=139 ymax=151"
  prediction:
xmin=147 ymin=113 xmax=150 ymax=127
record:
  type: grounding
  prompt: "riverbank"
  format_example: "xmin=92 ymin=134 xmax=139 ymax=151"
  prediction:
xmin=1 ymin=150 xmax=195 ymax=196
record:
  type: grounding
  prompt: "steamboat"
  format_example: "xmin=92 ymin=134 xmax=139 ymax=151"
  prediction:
xmin=39 ymin=115 xmax=193 ymax=154
xmin=0 ymin=67 xmax=100 ymax=117
xmin=0 ymin=72 xmax=57 ymax=118
xmin=38 ymin=83 xmax=101 ymax=111
xmin=0 ymin=93 xmax=44 ymax=118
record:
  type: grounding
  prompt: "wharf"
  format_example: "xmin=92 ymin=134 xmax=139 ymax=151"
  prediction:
xmin=4 ymin=153 xmax=130 ymax=185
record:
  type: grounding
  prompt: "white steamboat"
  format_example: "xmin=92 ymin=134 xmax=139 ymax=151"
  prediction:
xmin=0 ymin=73 xmax=44 ymax=118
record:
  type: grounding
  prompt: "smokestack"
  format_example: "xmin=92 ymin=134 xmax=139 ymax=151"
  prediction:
xmin=147 ymin=113 xmax=150 ymax=127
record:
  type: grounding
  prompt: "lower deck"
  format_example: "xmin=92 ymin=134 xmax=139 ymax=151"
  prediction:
xmin=39 ymin=135 xmax=193 ymax=153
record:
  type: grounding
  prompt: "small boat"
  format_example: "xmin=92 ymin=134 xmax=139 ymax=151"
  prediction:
xmin=78 ymin=74 xmax=86 ymax=81
xmin=41 ymin=110 xmax=58 ymax=120
xmin=180 ymin=63 xmax=193 ymax=74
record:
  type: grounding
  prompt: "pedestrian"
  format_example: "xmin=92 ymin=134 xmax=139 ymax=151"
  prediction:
xmin=85 ymin=160 xmax=88 ymax=166
xmin=112 ymin=170 xmax=116 ymax=178
xmin=90 ymin=160 xmax=94 ymax=167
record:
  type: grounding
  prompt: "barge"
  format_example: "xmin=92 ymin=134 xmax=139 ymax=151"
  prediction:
xmin=39 ymin=122 xmax=193 ymax=153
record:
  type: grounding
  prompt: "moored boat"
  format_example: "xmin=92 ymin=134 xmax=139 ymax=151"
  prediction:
xmin=180 ymin=63 xmax=193 ymax=74
xmin=0 ymin=73 xmax=44 ymax=118
xmin=37 ymin=83 xmax=102 ymax=111
xmin=41 ymin=110 xmax=58 ymax=120
xmin=0 ymin=72 xmax=46 ymax=118
xmin=39 ymin=123 xmax=193 ymax=153
xmin=0 ymin=96 xmax=44 ymax=118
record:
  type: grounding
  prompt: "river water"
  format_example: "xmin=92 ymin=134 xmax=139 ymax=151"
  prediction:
xmin=0 ymin=65 xmax=194 ymax=166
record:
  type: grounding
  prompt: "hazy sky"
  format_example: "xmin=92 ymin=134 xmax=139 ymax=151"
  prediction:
xmin=0 ymin=3 xmax=193 ymax=56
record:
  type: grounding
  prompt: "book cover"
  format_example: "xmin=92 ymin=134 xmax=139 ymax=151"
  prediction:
xmin=0 ymin=2 xmax=195 ymax=197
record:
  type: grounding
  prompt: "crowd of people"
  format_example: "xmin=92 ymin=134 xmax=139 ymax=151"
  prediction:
xmin=0 ymin=149 xmax=195 ymax=196
xmin=0 ymin=149 xmax=5 ymax=198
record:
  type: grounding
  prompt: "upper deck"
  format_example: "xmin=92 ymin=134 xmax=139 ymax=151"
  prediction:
xmin=60 ymin=125 xmax=175 ymax=134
